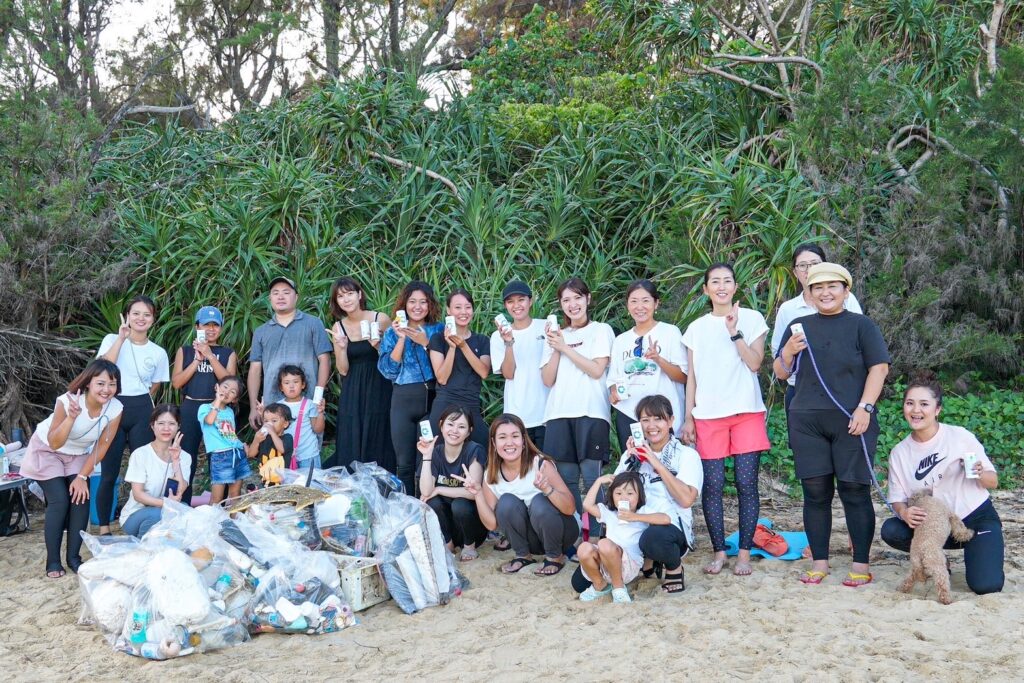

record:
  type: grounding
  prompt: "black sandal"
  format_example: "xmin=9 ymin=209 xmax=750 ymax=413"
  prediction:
xmin=493 ymin=537 xmax=511 ymax=552
xmin=641 ymin=561 xmax=664 ymax=579
xmin=534 ymin=558 xmax=565 ymax=576
xmin=500 ymin=557 xmax=536 ymax=574
xmin=45 ymin=563 xmax=66 ymax=579
xmin=661 ymin=569 xmax=685 ymax=594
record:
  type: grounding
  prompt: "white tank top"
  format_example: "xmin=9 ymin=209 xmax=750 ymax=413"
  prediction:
xmin=486 ymin=456 xmax=542 ymax=506
xmin=36 ymin=393 xmax=124 ymax=455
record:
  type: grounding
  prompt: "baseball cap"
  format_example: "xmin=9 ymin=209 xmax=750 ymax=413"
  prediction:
xmin=806 ymin=263 xmax=853 ymax=288
xmin=501 ymin=280 xmax=532 ymax=301
xmin=268 ymin=276 xmax=297 ymax=292
xmin=195 ymin=306 xmax=224 ymax=326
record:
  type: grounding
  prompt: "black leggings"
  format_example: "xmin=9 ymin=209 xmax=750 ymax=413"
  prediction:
xmin=178 ymin=398 xmax=209 ymax=505
xmin=98 ymin=393 xmax=153 ymax=525
xmin=702 ymin=453 xmax=761 ymax=552
xmin=802 ymin=475 xmax=874 ymax=564
xmin=426 ymin=496 xmax=487 ymax=548
xmin=389 ymin=383 xmax=434 ymax=495
xmin=38 ymin=476 xmax=90 ymax=570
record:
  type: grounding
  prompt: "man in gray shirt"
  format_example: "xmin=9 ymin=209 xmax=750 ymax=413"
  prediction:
xmin=247 ymin=276 xmax=332 ymax=428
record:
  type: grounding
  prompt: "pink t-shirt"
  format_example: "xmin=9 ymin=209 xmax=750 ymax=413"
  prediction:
xmin=887 ymin=424 xmax=995 ymax=519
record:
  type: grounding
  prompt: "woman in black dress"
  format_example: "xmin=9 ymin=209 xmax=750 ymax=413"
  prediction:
xmin=326 ymin=277 xmax=396 ymax=471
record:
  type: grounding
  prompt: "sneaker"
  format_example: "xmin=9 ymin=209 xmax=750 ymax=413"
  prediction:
xmin=611 ymin=587 xmax=632 ymax=603
xmin=579 ymin=585 xmax=612 ymax=602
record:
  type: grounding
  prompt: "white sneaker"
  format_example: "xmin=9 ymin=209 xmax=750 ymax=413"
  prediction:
xmin=611 ymin=587 xmax=632 ymax=603
xmin=579 ymin=585 xmax=612 ymax=602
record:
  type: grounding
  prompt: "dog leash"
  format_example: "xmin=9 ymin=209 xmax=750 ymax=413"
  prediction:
xmin=791 ymin=335 xmax=895 ymax=515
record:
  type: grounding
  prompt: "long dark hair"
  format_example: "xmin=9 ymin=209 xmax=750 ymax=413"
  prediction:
xmin=393 ymin=280 xmax=441 ymax=323
xmin=556 ymin=277 xmax=591 ymax=327
xmin=329 ymin=276 xmax=367 ymax=319
xmin=485 ymin=413 xmax=546 ymax=485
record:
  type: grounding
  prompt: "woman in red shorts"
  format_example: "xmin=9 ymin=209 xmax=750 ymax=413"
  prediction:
xmin=682 ymin=263 xmax=770 ymax=577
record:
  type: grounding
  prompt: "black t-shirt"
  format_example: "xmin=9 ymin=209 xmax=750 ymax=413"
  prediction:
xmin=258 ymin=432 xmax=294 ymax=465
xmin=778 ymin=311 xmax=890 ymax=412
xmin=181 ymin=345 xmax=235 ymax=400
xmin=428 ymin=331 xmax=490 ymax=406
xmin=430 ymin=441 xmax=487 ymax=487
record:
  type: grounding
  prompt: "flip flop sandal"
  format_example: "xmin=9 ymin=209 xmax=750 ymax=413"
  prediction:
xmin=641 ymin=561 xmax=664 ymax=579
xmin=534 ymin=559 xmax=565 ymax=576
xmin=661 ymin=571 xmax=685 ymax=594
xmin=842 ymin=572 xmax=873 ymax=587
xmin=752 ymin=524 xmax=789 ymax=557
xmin=798 ymin=570 xmax=828 ymax=584
xmin=493 ymin=537 xmax=511 ymax=552
xmin=500 ymin=557 xmax=536 ymax=574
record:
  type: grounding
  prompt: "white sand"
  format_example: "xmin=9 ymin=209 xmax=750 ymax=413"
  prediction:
xmin=1 ymin=490 xmax=1020 ymax=681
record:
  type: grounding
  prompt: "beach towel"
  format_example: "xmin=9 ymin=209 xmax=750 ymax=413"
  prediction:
xmin=724 ymin=518 xmax=808 ymax=561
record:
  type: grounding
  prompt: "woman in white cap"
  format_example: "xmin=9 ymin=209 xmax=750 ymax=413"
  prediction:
xmin=171 ymin=305 xmax=237 ymax=504
xmin=774 ymin=262 xmax=889 ymax=587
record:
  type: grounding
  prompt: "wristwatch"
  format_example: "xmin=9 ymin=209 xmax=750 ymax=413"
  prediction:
xmin=77 ymin=474 xmax=89 ymax=482
xmin=730 ymin=331 xmax=744 ymax=342
xmin=504 ymin=339 xmax=514 ymax=348
xmin=858 ymin=402 xmax=875 ymax=413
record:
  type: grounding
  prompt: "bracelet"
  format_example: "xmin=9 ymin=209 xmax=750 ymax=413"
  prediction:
xmin=421 ymin=458 xmax=431 ymax=462
xmin=780 ymin=357 xmax=794 ymax=374
xmin=504 ymin=339 xmax=514 ymax=348
xmin=77 ymin=474 xmax=88 ymax=482
xmin=543 ymin=486 xmax=554 ymax=497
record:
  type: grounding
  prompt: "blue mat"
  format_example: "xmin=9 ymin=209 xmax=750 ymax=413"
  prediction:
xmin=724 ymin=518 xmax=808 ymax=561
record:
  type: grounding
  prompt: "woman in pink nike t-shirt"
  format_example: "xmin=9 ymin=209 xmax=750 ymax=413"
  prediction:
xmin=881 ymin=371 xmax=1004 ymax=595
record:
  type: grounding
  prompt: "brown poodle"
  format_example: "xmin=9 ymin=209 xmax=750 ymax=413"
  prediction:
xmin=898 ymin=490 xmax=975 ymax=604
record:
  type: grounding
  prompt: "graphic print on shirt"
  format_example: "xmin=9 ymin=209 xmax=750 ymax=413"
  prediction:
xmin=217 ymin=419 xmax=238 ymax=441
xmin=436 ymin=472 xmax=463 ymax=487
xmin=914 ymin=452 xmax=946 ymax=482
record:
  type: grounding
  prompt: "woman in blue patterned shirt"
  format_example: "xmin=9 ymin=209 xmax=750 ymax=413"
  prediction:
xmin=378 ymin=281 xmax=444 ymax=494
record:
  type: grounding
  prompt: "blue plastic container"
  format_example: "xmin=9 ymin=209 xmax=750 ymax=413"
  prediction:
xmin=89 ymin=475 xmax=122 ymax=525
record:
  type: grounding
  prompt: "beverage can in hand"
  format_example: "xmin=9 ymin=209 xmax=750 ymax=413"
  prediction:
xmin=790 ymin=323 xmax=804 ymax=337
xmin=445 ymin=315 xmax=456 ymax=336
xmin=617 ymin=499 xmax=631 ymax=512
xmin=395 ymin=310 xmax=408 ymax=327
xmin=419 ymin=420 xmax=434 ymax=440
xmin=963 ymin=452 xmax=980 ymax=479
xmin=494 ymin=314 xmax=511 ymax=332
xmin=196 ymin=329 xmax=207 ymax=344
xmin=359 ymin=320 xmax=371 ymax=339
xmin=546 ymin=314 xmax=559 ymax=332
xmin=629 ymin=421 xmax=645 ymax=446
xmin=369 ymin=323 xmax=380 ymax=341
xmin=616 ymin=381 xmax=630 ymax=400
xmin=312 ymin=386 xmax=324 ymax=404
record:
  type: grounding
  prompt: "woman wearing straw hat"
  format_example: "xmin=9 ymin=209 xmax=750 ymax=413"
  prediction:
xmin=773 ymin=263 xmax=889 ymax=587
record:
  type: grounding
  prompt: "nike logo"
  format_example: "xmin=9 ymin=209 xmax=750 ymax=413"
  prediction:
xmin=915 ymin=452 xmax=946 ymax=480
xmin=976 ymin=530 xmax=991 ymax=535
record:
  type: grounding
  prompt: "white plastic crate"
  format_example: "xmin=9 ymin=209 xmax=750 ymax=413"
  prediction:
xmin=334 ymin=556 xmax=390 ymax=612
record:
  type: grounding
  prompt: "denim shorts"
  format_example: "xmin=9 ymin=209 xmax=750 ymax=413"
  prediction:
xmin=209 ymin=447 xmax=251 ymax=484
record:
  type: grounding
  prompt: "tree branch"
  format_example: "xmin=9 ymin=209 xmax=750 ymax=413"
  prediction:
xmin=682 ymin=65 xmax=788 ymax=101
xmin=979 ymin=0 xmax=1006 ymax=76
xmin=367 ymin=150 xmax=460 ymax=196
xmin=724 ymin=130 xmax=786 ymax=163
xmin=712 ymin=52 xmax=823 ymax=88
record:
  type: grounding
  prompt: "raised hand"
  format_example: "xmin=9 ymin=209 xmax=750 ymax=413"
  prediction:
xmin=328 ymin=323 xmax=348 ymax=349
xmin=725 ymin=303 xmax=740 ymax=336
xmin=117 ymin=313 xmax=130 ymax=339
xmin=168 ymin=432 xmax=183 ymax=461
xmin=66 ymin=391 xmax=83 ymax=420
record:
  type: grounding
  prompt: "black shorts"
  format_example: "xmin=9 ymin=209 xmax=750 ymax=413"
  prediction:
xmin=543 ymin=417 xmax=610 ymax=464
xmin=788 ymin=409 xmax=879 ymax=484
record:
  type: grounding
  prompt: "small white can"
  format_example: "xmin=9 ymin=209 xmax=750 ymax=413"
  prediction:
xmin=259 ymin=426 xmax=269 ymax=436
xmin=494 ymin=313 xmax=511 ymax=331
xmin=964 ymin=452 xmax=980 ymax=479
xmin=359 ymin=319 xmax=371 ymax=339
xmin=312 ymin=386 xmax=324 ymax=404
xmin=546 ymin=314 xmax=559 ymax=332
xmin=369 ymin=324 xmax=380 ymax=341
xmin=790 ymin=322 xmax=804 ymax=337
xmin=445 ymin=315 xmax=456 ymax=336
xmin=419 ymin=420 xmax=434 ymax=440
xmin=395 ymin=310 xmax=408 ymax=327
xmin=629 ymin=421 xmax=645 ymax=446
xmin=615 ymin=381 xmax=630 ymax=401
xmin=617 ymin=499 xmax=631 ymax=512
xmin=196 ymin=329 xmax=207 ymax=344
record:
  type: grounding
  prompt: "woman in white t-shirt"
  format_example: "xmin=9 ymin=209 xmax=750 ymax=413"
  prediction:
xmin=96 ymin=295 xmax=170 ymax=534
xmin=881 ymin=372 xmax=1004 ymax=595
xmin=19 ymin=360 xmax=124 ymax=578
xmin=463 ymin=414 xmax=578 ymax=576
xmin=608 ymin=279 xmax=687 ymax=450
xmin=540 ymin=277 xmax=615 ymax=521
xmin=119 ymin=404 xmax=192 ymax=538
xmin=682 ymin=263 xmax=769 ymax=577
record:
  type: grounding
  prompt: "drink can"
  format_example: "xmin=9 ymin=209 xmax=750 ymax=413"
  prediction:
xmin=494 ymin=314 xmax=511 ymax=331
xmin=445 ymin=315 xmax=456 ymax=336
xmin=419 ymin=420 xmax=434 ymax=440
xmin=1 ymin=456 xmax=9 ymax=476
xmin=546 ymin=314 xmax=559 ymax=332
xmin=259 ymin=426 xmax=269 ymax=436
xmin=616 ymin=381 xmax=630 ymax=400
xmin=790 ymin=323 xmax=804 ymax=337
xmin=964 ymin=452 xmax=980 ymax=479
xmin=395 ymin=311 xmax=408 ymax=327
xmin=369 ymin=323 xmax=380 ymax=341
xmin=359 ymin=320 xmax=371 ymax=339
xmin=629 ymin=422 xmax=645 ymax=446
xmin=196 ymin=329 xmax=207 ymax=344
xmin=617 ymin=499 xmax=631 ymax=512
xmin=312 ymin=386 xmax=324 ymax=404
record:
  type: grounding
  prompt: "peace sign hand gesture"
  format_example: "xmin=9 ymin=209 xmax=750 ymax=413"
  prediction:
xmin=117 ymin=313 xmax=130 ymax=339
xmin=452 ymin=464 xmax=481 ymax=497
xmin=168 ymin=432 xmax=183 ymax=462
xmin=66 ymin=391 xmax=83 ymax=420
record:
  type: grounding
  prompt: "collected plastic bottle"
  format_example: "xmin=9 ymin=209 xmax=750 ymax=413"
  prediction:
xmin=0 ymin=441 xmax=22 ymax=476
xmin=350 ymin=498 xmax=369 ymax=555
xmin=129 ymin=610 xmax=150 ymax=644
xmin=212 ymin=573 xmax=232 ymax=597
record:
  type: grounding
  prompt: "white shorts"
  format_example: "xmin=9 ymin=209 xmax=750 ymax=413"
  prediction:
xmin=580 ymin=542 xmax=642 ymax=584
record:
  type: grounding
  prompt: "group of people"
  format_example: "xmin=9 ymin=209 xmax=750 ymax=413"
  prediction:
xmin=18 ymin=245 xmax=1005 ymax=601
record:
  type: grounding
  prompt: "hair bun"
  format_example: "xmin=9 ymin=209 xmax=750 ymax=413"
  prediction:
xmin=907 ymin=368 xmax=938 ymax=384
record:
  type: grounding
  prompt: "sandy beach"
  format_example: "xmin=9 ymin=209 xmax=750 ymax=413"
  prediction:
xmin=1 ymin=489 xmax=1020 ymax=682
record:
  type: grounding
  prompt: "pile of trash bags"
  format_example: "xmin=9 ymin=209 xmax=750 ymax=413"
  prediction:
xmin=77 ymin=463 xmax=466 ymax=660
